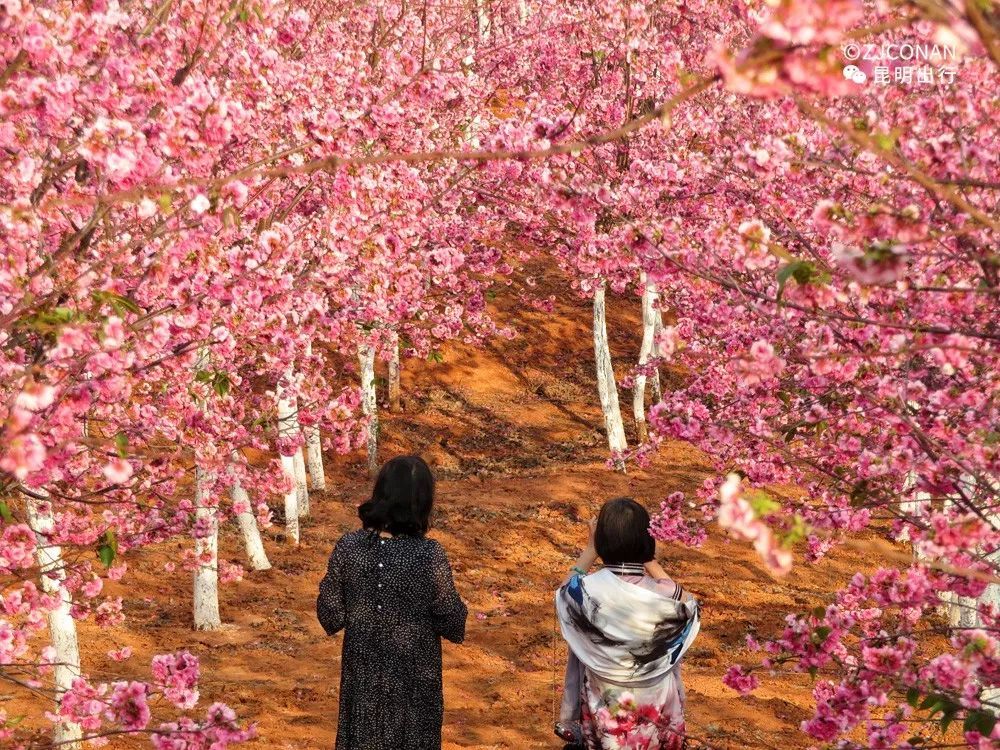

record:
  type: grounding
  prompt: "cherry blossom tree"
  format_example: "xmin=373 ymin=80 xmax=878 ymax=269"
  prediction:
xmin=635 ymin=2 xmax=1000 ymax=746
xmin=3 ymin=0 xmax=996 ymax=749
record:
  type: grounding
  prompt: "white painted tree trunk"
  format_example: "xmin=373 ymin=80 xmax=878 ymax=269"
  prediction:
xmin=293 ymin=448 xmax=309 ymax=517
xmin=280 ymin=453 xmax=299 ymax=544
xmin=963 ymin=473 xmax=1000 ymax=626
xmin=944 ymin=472 xmax=1000 ymax=708
xmin=593 ymin=284 xmax=628 ymax=469
xmin=230 ymin=474 xmax=271 ymax=571
xmin=388 ymin=332 xmax=402 ymax=413
xmin=980 ymin=507 xmax=1000 ymax=705
xmin=476 ymin=0 xmax=490 ymax=38
xmin=633 ymin=273 xmax=659 ymax=443
xmin=302 ymin=339 xmax=326 ymax=493
xmin=650 ymin=310 xmax=664 ymax=402
xmin=305 ymin=424 xmax=325 ymax=491
xmin=900 ymin=469 xmax=931 ymax=545
xmin=192 ymin=468 xmax=221 ymax=630
xmin=282 ymin=376 xmax=310 ymax=517
xmin=276 ymin=373 xmax=300 ymax=544
xmin=937 ymin=485 xmax=974 ymax=627
xmin=359 ymin=345 xmax=379 ymax=475
xmin=24 ymin=487 xmax=82 ymax=748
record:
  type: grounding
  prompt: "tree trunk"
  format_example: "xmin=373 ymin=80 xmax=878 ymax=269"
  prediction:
xmin=305 ymin=424 xmax=326 ymax=491
xmin=650 ymin=299 xmax=664 ymax=403
xmin=276 ymin=373 xmax=300 ymax=544
xmin=981 ymin=520 xmax=1000 ymax=705
xmin=303 ymin=338 xmax=326 ymax=491
xmin=24 ymin=487 xmax=83 ymax=748
xmin=943 ymin=471 xmax=999 ymax=705
xmin=293 ymin=448 xmax=309 ymax=517
xmin=359 ymin=345 xmax=379 ymax=476
xmin=900 ymin=469 xmax=931 ymax=545
xmin=633 ymin=273 xmax=659 ymax=443
xmin=230 ymin=475 xmax=271 ymax=571
xmin=476 ymin=0 xmax=490 ymax=38
xmin=959 ymin=473 xmax=1000 ymax=706
xmin=284 ymin=378 xmax=310 ymax=517
xmin=388 ymin=333 xmax=402 ymax=413
xmin=193 ymin=468 xmax=221 ymax=630
xmin=280 ymin=453 xmax=299 ymax=544
xmin=593 ymin=284 xmax=628 ymax=469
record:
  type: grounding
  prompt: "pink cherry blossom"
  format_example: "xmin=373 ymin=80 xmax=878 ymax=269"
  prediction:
xmin=102 ymin=458 xmax=133 ymax=485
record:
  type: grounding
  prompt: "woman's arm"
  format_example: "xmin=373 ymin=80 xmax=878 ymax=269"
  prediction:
xmin=429 ymin=541 xmax=467 ymax=643
xmin=644 ymin=559 xmax=696 ymax=603
xmin=562 ymin=518 xmax=598 ymax=585
xmin=317 ymin=543 xmax=346 ymax=635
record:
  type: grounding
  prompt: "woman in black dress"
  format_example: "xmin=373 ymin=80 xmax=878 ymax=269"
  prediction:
xmin=317 ymin=455 xmax=467 ymax=750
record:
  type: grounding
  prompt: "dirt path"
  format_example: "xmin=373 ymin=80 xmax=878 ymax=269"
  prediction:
xmin=77 ymin=272 xmax=892 ymax=749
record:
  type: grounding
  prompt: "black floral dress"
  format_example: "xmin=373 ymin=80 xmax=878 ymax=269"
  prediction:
xmin=316 ymin=529 xmax=468 ymax=750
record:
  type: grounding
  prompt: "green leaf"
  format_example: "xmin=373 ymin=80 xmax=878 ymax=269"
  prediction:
xmin=114 ymin=432 xmax=129 ymax=459
xmin=782 ymin=515 xmax=809 ymax=546
xmin=963 ymin=633 xmax=990 ymax=656
xmin=212 ymin=371 xmax=231 ymax=398
xmin=776 ymin=260 xmax=808 ymax=300
xmin=964 ymin=709 xmax=997 ymax=736
xmin=850 ymin=480 xmax=870 ymax=508
xmin=919 ymin=693 xmax=945 ymax=710
xmin=810 ymin=626 xmax=832 ymax=645
xmin=0 ymin=499 xmax=13 ymax=523
xmin=19 ymin=306 xmax=84 ymax=332
xmin=53 ymin=307 xmax=79 ymax=322
xmin=906 ymin=688 xmax=921 ymax=708
xmin=872 ymin=131 xmax=899 ymax=151
xmin=775 ymin=259 xmax=830 ymax=302
xmin=940 ymin=707 xmax=957 ymax=733
xmin=92 ymin=290 xmax=141 ymax=316
xmin=745 ymin=490 xmax=780 ymax=517
xmin=427 ymin=350 xmax=444 ymax=364
xmin=97 ymin=529 xmax=117 ymax=568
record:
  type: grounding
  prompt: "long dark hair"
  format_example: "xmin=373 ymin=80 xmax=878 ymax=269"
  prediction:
xmin=594 ymin=497 xmax=656 ymax=565
xmin=358 ymin=455 xmax=435 ymax=536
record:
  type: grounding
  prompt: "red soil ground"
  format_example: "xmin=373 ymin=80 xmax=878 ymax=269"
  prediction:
xmin=44 ymin=270 xmax=898 ymax=749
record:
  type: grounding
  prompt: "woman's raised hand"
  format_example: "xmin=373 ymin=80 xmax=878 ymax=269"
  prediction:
xmin=563 ymin=517 xmax=600 ymax=584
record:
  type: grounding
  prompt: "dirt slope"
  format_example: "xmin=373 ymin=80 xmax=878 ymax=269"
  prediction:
xmin=66 ymin=270 xmax=894 ymax=749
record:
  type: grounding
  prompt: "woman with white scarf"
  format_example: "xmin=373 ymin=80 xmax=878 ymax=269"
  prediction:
xmin=555 ymin=498 xmax=700 ymax=750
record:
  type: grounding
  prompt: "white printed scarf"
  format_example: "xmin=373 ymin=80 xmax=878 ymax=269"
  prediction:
xmin=556 ymin=568 xmax=700 ymax=684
